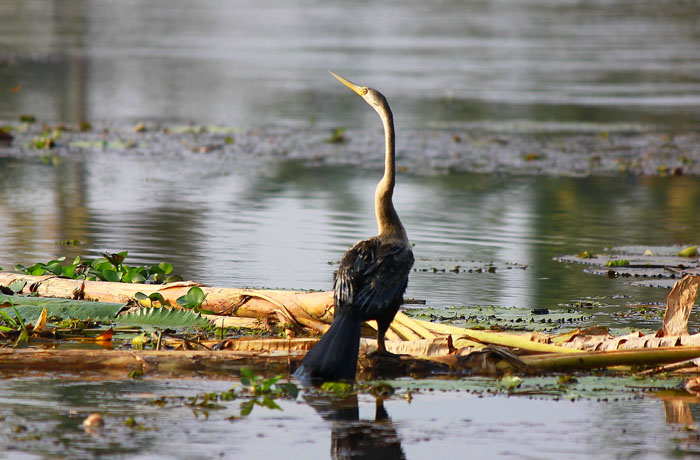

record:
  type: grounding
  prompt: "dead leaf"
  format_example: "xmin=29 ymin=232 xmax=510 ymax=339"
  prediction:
xmin=360 ymin=337 xmax=453 ymax=357
xmin=95 ymin=328 xmax=113 ymax=343
xmin=32 ymin=307 xmax=47 ymax=332
xmin=460 ymin=346 xmax=533 ymax=375
xmin=82 ymin=413 xmax=104 ymax=428
xmin=662 ymin=275 xmax=700 ymax=336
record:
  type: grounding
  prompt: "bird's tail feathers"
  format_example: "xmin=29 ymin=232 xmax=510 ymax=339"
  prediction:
xmin=293 ymin=313 xmax=362 ymax=386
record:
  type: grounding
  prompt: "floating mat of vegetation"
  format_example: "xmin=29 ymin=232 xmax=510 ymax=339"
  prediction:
xmin=411 ymin=259 xmax=528 ymax=274
xmin=403 ymin=305 xmax=591 ymax=333
xmin=0 ymin=294 xmax=125 ymax=323
xmin=388 ymin=374 xmax=684 ymax=401
xmin=555 ymin=245 xmax=700 ymax=286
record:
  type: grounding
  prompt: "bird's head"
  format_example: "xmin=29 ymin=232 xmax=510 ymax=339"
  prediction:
xmin=329 ymin=70 xmax=390 ymax=118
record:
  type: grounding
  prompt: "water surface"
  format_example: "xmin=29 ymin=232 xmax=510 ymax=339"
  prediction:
xmin=2 ymin=0 xmax=700 ymax=458
xmin=2 ymin=153 xmax=698 ymax=315
xmin=1 ymin=0 xmax=699 ymax=130
xmin=1 ymin=376 xmax=698 ymax=460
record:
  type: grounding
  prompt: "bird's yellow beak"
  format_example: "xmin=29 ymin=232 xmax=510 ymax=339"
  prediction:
xmin=329 ymin=70 xmax=368 ymax=96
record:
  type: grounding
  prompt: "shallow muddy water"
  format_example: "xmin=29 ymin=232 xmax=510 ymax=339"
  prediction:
xmin=2 ymin=0 xmax=700 ymax=458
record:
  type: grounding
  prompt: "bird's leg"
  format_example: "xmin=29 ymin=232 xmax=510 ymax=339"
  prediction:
xmin=368 ymin=323 xmax=398 ymax=358
xmin=377 ymin=328 xmax=387 ymax=353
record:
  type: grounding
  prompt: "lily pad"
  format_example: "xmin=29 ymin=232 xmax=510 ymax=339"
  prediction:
xmin=555 ymin=246 xmax=700 ymax=284
xmin=388 ymin=374 xmax=683 ymax=401
xmin=412 ymin=259 xmax=527 ymax=274
xmin=403 ymin=305 xmax=591 ymax=333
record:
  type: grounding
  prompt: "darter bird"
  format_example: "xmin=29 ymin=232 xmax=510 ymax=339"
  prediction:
xmin=293 ymin=71 xmax=414 ymax=385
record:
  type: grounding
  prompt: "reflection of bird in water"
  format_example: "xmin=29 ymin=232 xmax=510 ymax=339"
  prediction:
xmin=294 ymin=72 xmax=414 ymax=385
xmin=305 ymin=394 xmax=406 ymax=460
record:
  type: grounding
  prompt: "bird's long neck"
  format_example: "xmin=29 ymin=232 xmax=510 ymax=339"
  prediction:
xmin=374 ymin=107 xmax=407 ymax=243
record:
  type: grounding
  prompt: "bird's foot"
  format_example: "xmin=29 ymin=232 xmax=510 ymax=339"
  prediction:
xmin=367 ymin=349 xmax=402 ymax=360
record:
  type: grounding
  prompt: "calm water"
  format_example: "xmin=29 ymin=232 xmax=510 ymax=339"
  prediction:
xmin=2 ymin=0 xmax=700 ymax=458
xmin=1 ymin=376 xmax=698 ymax=460
xmin=1 ymin=0 xmax=700 ymax=130
xmin=1 ymin=154 xmax=698 ymax=313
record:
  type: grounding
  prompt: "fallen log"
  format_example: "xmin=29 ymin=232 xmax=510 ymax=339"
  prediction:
xmin=0 ymin=272 xmax=335 ymax=333
xmin=0 ymin=273 xmax=580 ymax=354
xmin=522 ymin=347 xmax=700 ymax=371
xmin=0 ymin=347 xmax=305 ymax=377
xmin=3 ymin=273 xmax=700 ymax=359
xmin=0 ymin=346 xmax=466 ymax=379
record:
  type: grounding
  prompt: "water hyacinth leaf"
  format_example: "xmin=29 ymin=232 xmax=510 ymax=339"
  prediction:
xmin=91 ymin=258 xmax=112 ymax=272
xmin=25 ymin=263 xmax=47 ymax=276
xmin=261 ymin=376 xmax=282 ymax=393
xmin=62 ymin=264 xmax=77 ymax=278
xmin=101 ymin=269 xmax=122 ymax=283
xmin=240 ymin=400 xmax=255 ymax=417
xmin=158 ymin=262 xmax=173 ymax=275
xmin=276 ymin=383 xmax=299 ymax=399
xmin=104 ymin=251 xmax=128 ymax=267
xmin=240 ymin=368 xmax=255 ymax=388
xmin=133 ymin=292 xmax=151 ymax=307
xmin=259 ymin=397 xmax=282 ymax=411
xmin=8 ymin=280 xmax=26 ymax=294
xmin=165 ymin=275 xmax=184 ymax=283
xmin=113 ymin=307 xmax=212 ymax=328
xmin=148 ymin=292 xmax=168 ymax=305
xmin=177 ymin=287 xmax=207 ymax=309
xmin=45 ymin=261 xmax=63 ymax=275
xmin=122 ymin=267 xmax=147 ymax=284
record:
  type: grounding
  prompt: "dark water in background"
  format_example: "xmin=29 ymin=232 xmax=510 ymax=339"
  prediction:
xmin=1 ymin=0 xmax=700 ymax=130
xmin=2 ymin=1 xmax=700 ymax=458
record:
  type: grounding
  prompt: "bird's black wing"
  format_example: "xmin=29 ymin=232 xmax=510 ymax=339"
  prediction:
xmin=334 ymin=237 xmax=414 ymax=319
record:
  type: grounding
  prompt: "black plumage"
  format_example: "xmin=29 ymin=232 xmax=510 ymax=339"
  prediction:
xmin=294 ymin=238 xmax=413 ymax=385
